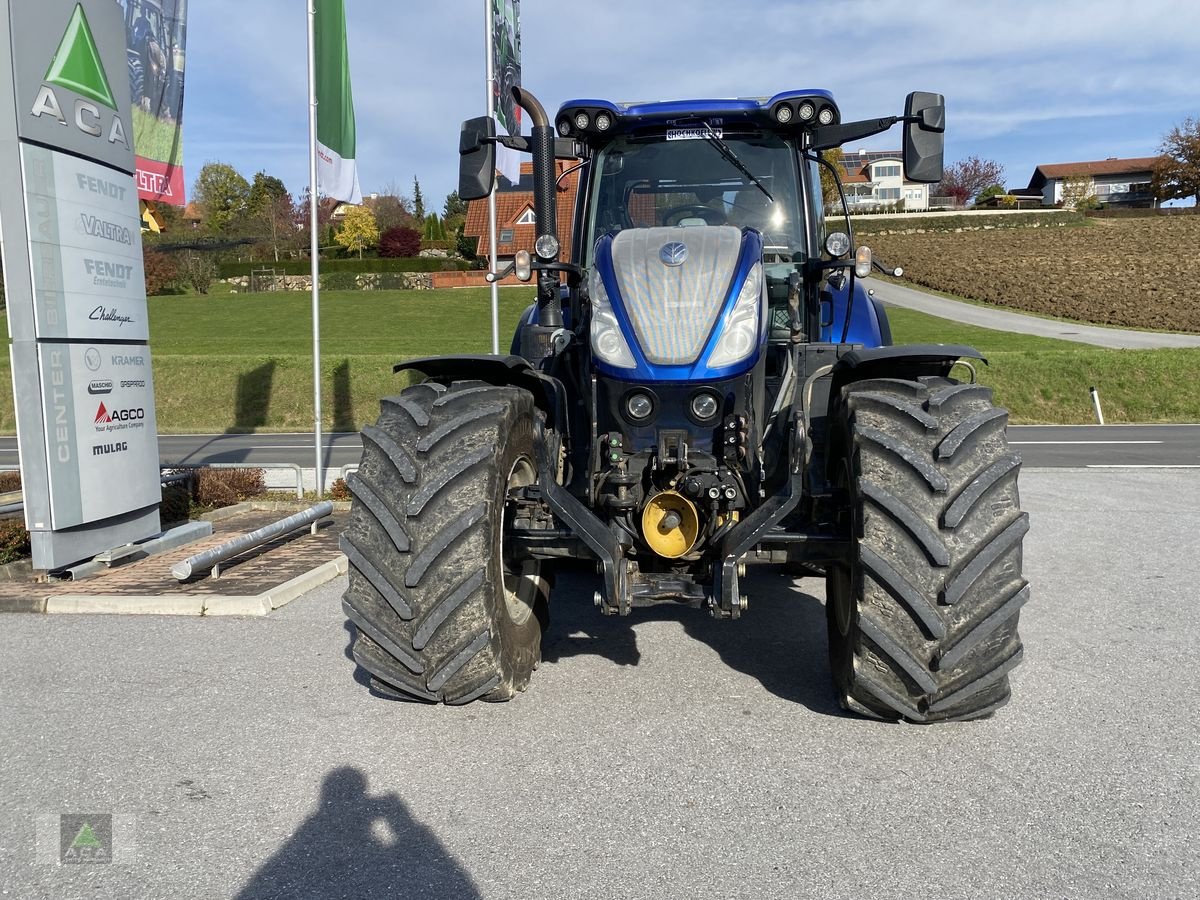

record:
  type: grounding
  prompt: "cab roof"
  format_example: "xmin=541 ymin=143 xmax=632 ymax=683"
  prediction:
xmin=554 ymin=90 xmax=839 ymax=141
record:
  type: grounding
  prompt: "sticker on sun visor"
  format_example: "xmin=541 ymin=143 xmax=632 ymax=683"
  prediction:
xmin=666 ymin=127 xmax=721 ymax=141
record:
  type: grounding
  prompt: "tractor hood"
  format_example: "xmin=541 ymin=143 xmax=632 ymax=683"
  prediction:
xmin=590 ymin=226 xmax=766 ymax=381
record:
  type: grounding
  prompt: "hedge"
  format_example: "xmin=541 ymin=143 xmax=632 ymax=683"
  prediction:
xmin=852 ymin=210 xmax=1084 ymax=235
xmin=218 ymin=257 xmax=470 ymax=277
xmin=1084 ymin=207 xmax=1198 ymax=219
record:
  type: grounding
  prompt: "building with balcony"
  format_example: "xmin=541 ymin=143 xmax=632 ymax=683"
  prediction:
xmin=838 ymin=150 xmax=931 ymax=211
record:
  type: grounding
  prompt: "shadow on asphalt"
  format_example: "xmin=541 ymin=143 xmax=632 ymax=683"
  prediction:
xmin=234 ymin=767 xmax=482 ymax=900
xmin=542 ymin=569 xmax=844 ymax=717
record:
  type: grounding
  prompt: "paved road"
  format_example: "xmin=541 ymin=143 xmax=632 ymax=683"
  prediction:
xmin=6 ymin=426 xmax=1197 ymax=471
xmin=1 ymin=469 xmax=1198 ymax=898
xmin=872 ymin=279 xmax=1200 ymax=349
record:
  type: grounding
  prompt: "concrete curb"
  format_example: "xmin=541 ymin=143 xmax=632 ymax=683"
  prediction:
xmin=37 ymin=555 xmax=348 ymax=618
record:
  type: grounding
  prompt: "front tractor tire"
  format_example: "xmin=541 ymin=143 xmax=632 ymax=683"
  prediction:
xmin=341 ymin=381 xmax=549 ymax=704
xmin=827 ymin=376 xmax=1029 ymax=722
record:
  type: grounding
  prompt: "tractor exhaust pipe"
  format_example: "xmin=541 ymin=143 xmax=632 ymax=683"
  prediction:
xmin=512 ymin=87 xmax=563 ymax=332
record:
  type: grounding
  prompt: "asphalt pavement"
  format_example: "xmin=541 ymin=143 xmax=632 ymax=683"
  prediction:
xmin=1 ymin=468 xmax=1197 ymax=899
xmin=2 ymin=425 xmax=1195 ymax=472
xmin=871 ymin=279 xmax=1200 ymax=349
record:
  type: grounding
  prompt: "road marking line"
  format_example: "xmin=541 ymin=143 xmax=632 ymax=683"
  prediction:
xmin=1010 ymin=441 xmax=1162 ymax=445
xmin=1086 ymin=465 xmax=1200 ymax=469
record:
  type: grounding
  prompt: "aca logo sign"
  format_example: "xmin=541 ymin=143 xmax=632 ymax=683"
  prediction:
xmin=29 ymin=4 xmax=129 ymax=148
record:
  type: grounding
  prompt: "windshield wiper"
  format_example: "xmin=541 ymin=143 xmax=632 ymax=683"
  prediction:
xmin=701 ymin=121 xmax=774 ymax=203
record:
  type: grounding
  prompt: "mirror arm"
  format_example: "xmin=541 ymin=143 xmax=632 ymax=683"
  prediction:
xmin=810 ymin=116 xmax=899 ymax=152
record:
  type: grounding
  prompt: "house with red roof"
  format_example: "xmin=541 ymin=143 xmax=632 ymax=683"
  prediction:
xmin=1025 ymin=157 xmax=1159 ymax=207
xmin=463 ymin=161 xmax=582 ymax=268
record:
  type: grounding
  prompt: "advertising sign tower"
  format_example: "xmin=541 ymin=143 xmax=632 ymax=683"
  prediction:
xmin=1 ymin=0 xmax=162 ymax=569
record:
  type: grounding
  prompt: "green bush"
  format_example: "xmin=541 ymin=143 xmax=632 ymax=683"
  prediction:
xmin=218 ymin=257 xmax=468 ymax=278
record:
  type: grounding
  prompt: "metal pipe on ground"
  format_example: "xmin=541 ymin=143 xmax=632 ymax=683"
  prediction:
xmin=171 ymin=501 xmax=333 ymax=581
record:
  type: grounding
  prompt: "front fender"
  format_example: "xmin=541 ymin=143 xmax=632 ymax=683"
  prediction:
xmin=393 ymin=355 xmax=568 ymax=433
xmin=828 ymin=343 xmax=987 ymax=402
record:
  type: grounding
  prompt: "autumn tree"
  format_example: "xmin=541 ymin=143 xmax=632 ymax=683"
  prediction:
xmin=367 ymin=193 xmax=415 ymax=232
xmin=379 ymin=226 xmax=422 ymax=258
xmin=820 ymin=150 xmax=847 ymax=207
xmin=334 ymin=205 xmax=380 ymax=259
xmin=192 ymin=162 xmax=251 ymax=234
xmin=1151 ymin=117 xmax=1200 ymax=205
xmin=936 ymin=156 xmax=1005 ymax=206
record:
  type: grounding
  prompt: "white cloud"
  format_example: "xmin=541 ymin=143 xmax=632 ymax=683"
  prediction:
xmin=180 ymin=0 xmax=1200 ymax=205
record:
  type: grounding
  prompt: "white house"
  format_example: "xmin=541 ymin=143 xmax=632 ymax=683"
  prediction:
xmin=1025 ymin=157 xmax=1158 ymax=207
xmin=838 ymin=150 xmax=930 ymax=211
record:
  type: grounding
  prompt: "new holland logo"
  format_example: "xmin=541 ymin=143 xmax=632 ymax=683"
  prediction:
xmin=659 ymin=241 xmax=689 ymax=267
xmin=30 ymin=4 xmax=128 ymax=147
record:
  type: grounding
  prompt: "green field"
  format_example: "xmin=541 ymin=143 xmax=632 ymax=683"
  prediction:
xmin=0 ymin=287 xmax=1195 ymax=431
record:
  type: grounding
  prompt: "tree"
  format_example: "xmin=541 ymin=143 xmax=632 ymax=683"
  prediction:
xmin=142 ymin=248 xmax=178 ymax=295
xmin=192 ymin=162 xmax=251 ymax=234
xmin=259 ymin=194 xmax=299 ymax=262
xmin=366 ymin=193 xmax=415 ymax=232
xmin=379 ymin=225 xmax=422 ymax=258
xmin=412 ymin=176 xmax=425 ymax=221
xmin=443 ymin=190 xmax=468 ymax=232
xmin=1151 ymin=117 xmax=1200 ymax=205
xmin=1061 ymin=174 xmax=1098 ymax=210
xmin=977 ymin=183 xmax=1007 ymax=202
xmin=936 ymin=156 xmax=1005 ymax=206
xmin=334 ymin=205 xmax=380 ymax=259
xmin=248 ymin=172 xmax=289 ymax=215
xmin=819 ymin=150 xmax=847 ymax=207
xmin=423 ymin=213 xmax=445 ymax=241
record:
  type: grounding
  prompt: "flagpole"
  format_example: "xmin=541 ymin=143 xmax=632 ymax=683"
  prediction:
xmin=307 ymin=0 xmax=324 ymax=495
xmin=484 ymin=0 xmax=500 ymax=355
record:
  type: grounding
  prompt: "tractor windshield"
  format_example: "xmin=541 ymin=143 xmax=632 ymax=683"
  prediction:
xmin=584 ymin=130 xmax=803 ymax=267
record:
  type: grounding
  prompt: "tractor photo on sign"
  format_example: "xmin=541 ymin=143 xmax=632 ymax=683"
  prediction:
xmin=340 ymin=84 xmax=1029 ymax=722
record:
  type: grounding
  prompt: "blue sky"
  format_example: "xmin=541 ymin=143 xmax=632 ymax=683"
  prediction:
xmin=183 ymin=0 xmax=1200 ymax=209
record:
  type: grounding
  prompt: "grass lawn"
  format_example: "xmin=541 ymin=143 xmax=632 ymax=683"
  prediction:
xmin=888 ymin=308 xmax=1200 ymax=423
xmin=1 ymin=287 xmax=1195 ymax=431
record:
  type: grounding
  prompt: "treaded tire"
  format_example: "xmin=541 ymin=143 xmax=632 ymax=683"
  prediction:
xmin=341 ymin=380 xmax=549 ymax=704
xmin=826 ymin=376 xmax=1029 ymax=722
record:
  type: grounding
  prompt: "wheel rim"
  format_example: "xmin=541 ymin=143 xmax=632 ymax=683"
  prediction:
xmin=500 ymin=455 xmax=540 ymax=626
xmin=829 ymin=563 xmax=853 ymax=638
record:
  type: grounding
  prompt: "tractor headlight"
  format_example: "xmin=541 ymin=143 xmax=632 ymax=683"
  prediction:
xmin=707 ymin=263 xmax=764 ymax=369
xmin=589 ymin=269 xmax=636 ymax=368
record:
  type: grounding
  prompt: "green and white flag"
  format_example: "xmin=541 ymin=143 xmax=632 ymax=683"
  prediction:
xmin=315 ymin=0 xmax=361 ymax=204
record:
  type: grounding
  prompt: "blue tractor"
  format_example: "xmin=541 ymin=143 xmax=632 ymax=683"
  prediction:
xmin=341 ymin=86 xmax=1029 ymax=721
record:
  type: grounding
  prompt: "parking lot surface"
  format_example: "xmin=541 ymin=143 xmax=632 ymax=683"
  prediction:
xmin=1 ymin=469 xmax=1197 ymax=899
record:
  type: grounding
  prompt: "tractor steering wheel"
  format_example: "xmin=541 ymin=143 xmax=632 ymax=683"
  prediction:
xmin=661 ymin=204 xmax=727 ymax=227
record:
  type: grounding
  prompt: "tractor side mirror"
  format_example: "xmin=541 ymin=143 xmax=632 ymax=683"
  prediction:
xmin=458 ymin=116 xmax=496 ymax=201
xmin=902 ymin=91 xmax=945 ymax=184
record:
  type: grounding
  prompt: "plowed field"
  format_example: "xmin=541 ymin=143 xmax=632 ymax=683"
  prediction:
xmin=869 ymin=215 xmax=1200 ymax=333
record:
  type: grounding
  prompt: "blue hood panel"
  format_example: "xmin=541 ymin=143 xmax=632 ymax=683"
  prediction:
xmin=593 ymin=228 xmax=766 ymax=382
